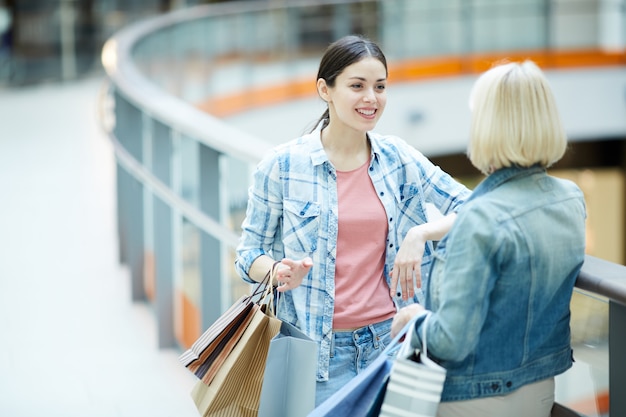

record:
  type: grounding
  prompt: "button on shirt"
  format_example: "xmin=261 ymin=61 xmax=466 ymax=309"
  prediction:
xmin=235 ymin=127 xmax=470 ymax=381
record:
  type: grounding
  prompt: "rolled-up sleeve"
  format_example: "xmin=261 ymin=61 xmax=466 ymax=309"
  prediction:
xmin=235 ymin=154 xmax=283 ymax=282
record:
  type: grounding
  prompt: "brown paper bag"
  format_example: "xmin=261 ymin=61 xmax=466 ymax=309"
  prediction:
xmin=191 ymin=305 xmax=282 ymax=417
xmin=189 ymin=301 xmax=258 ymax=385
xmin=179 ymin=272 xmax=273 ymax=385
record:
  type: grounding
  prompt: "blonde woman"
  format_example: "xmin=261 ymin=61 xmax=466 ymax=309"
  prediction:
xmin=392 ymin=61 xmax=587 ymax=417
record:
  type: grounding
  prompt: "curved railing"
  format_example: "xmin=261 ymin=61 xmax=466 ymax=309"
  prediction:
xmin=100 ymin=1 xmax=626 ymax=415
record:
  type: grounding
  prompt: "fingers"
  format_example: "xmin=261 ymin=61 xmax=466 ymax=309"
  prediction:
xmin=391 ymin=307 xmax=412 ymax=338
xmin=390 ymin=312 xmax=406 ymax=338
xmin=274 ymin=257 xmax=313 ymax=292
xmin=414 ymin=269 xmax=422 ymax=290
xmin=390 ymin=268 xmax=399 ymax=298
xmin=392 ymin=265 xmax=416 ymax=301
xmin=391 ymin=304 xmax=426 ymax=337
xmin=274 ymin=267 xmax=291 ymax=288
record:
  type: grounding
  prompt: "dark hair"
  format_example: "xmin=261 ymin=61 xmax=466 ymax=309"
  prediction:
xmin=309 ymin=35 xmax=388 ymax=132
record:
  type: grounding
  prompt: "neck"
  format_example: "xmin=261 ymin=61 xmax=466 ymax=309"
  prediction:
xmin=321 ymin=124 xmax=370 ymax=171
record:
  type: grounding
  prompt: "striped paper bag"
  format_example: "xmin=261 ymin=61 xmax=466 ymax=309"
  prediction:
xmin=191 ymin=305 xmax=282 ymax=417
xmin=379 ymin=314 xmax=446 ymax=417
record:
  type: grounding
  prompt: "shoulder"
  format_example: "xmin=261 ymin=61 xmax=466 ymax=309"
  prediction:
xmin=257 ymin=132 xmax=318 ymax=172
xmin=368 ymin=131 xmax=426 ymax=162
xmin=551 ymin=175 xmax=584 ymax=195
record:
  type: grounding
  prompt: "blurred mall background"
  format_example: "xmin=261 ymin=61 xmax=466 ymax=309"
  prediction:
xmin=0 ymin=1 xmax=625 ymax=416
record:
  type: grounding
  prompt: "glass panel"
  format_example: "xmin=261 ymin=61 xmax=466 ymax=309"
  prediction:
xmin=555 ymin=289 xmax=609 ymax=417
xmin=224 ymin=154 xmax=256 ymax=304
xmin=472 ymin=0 xmax=546 ymax=52
xmin=181 ymin=218 xmax=201 ymax=309
xmin=179 ymin=135 xmax=200 ymax=207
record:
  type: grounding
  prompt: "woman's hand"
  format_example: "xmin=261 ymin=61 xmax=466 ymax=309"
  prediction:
xmin=391 ymin=226 xmax=427 ymax=301
xmin=390 ymin=213 xmax=457 ymax=301
xmin=391 ymin=303 xmax=425 ymax=338
xmin=274 ymin=257 xmax=313 ymax=292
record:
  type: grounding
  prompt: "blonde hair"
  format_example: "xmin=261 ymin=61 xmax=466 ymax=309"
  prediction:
xmin=467 ymin=60 xmax=567 ymax=175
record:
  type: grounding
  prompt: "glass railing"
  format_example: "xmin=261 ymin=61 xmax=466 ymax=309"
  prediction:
xmin=556 ymin=289 xmax=609 ymax=416
xmin=99 ymin=1 xmax=626 ymax=415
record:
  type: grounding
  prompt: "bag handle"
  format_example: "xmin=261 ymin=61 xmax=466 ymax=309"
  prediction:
xmin=422 ymin=313 xmax=431 ymax=358
xmin=383 ymin=315 xmax=421 ymax=357
xmin=413 ymin=312 xmax=442 ymax=369
xmin=248 ymin=261 xmax=280 ymax=310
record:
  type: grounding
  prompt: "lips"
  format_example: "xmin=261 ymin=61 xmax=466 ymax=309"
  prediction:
xmin=357 ymin=108 xmax=376 ymax=118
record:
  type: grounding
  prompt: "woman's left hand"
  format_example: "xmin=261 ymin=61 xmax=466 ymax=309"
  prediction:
xmin=390 ymin=226 xmax=427 ymax=301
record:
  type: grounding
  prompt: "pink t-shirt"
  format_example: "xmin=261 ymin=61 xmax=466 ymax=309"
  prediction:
xmin=333 ymin=158 xmax=396 ymax=329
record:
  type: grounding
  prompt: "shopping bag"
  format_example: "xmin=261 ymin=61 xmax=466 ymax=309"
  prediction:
xmin=190 ymin=304 xmax=282 ymax=417
xmin=379 ymin=314 xmax=446 ymax=417
xmin=258 ymin=320 xmax=317 ymax=417
xmin=179 ymin=272 xmax=272 ymax=385
xmin=307 ymin=320 xmax=414 ymax=417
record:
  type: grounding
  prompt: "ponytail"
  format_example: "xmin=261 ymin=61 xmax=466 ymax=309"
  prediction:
xmin=308 ymin=109 xmax=330 ymax=133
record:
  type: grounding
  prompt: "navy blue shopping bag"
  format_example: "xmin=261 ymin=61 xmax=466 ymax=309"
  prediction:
xmin=307 ymin=320 xmax=414 ymax=417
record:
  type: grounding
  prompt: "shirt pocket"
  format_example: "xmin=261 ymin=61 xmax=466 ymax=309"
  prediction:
xmin=282 ymin=199 xmax=320 ymax=254
xmin=395 ymin=182 xmax=427 ymax=220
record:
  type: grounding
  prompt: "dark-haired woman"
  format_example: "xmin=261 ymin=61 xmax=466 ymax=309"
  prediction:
xmin=235 ymin=35 xmax=470 ymax=405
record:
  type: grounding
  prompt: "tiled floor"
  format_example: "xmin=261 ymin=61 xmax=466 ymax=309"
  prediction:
xmin=0 ymin=77 xmax=199 ymax=417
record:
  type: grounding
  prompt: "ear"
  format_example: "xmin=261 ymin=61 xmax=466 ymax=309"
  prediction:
xmin=317 ymin=78 xmax=330 ymax=102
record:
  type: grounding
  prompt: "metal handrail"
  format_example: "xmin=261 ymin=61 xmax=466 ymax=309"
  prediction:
xmin=577 ymin=254 xmax=626 ymax=307
xmin=100 ymin=3 xmax=277 ymax=165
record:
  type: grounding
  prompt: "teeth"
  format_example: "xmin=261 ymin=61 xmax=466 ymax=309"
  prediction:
xmin=358 ymin=109 xmax=375 ymax=116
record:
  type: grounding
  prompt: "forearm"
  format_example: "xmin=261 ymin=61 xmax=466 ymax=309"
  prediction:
xmin=248 ymin=255 xmax=279 ymax=285
xmin=411 ymin=212 xmax=457 ymax=242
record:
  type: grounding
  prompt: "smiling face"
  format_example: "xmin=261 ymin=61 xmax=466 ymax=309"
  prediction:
xmin=318 ymin=57 xmax=387 ymax=135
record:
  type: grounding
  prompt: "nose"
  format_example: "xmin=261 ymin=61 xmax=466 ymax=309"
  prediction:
xmin=363 ymin=88 xmax=376 ymax=103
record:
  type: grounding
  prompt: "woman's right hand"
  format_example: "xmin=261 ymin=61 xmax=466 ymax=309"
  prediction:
xmin=274 ymin=257 xmax=313 ymax=292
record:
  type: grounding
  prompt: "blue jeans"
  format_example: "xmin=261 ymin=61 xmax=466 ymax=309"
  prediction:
xmin=315 ymin=318 xmax=393 ymax=406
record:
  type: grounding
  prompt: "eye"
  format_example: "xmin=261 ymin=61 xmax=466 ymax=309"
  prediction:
xmin=376 ymin=84 xmax=386 ymax=91
xmin=351 ymin=83 xmax=363 ymax=89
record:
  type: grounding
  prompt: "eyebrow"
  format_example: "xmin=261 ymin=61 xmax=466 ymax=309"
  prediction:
xmin=348 ymin=76 xmax=387 ymax=82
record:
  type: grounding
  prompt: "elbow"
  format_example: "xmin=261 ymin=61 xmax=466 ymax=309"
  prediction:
xmin=427 ymin=330 xmax=475 ymax=363
xmin=234 ymin=257 xmax=253 ymax=283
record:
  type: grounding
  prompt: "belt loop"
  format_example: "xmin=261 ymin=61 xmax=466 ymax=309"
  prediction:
xmin=369 ymin=324 xmax=380 ymax=349
xmin=330 ymin=331 xmax=335 ymax=358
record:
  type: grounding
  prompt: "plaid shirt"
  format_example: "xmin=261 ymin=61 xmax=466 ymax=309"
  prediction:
xmin=235 ymin=127 xmax=470 ymax=381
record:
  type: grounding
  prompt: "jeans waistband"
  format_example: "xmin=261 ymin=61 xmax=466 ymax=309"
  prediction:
xmin=331 ymin=317 xmax=393 ymax=349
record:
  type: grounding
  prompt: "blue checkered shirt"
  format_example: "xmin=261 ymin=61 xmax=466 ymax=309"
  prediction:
xmin=235 ymin=127 xmax=470 ymax=381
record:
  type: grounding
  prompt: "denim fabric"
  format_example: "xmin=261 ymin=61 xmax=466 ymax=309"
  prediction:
xmin=235 ymin=125 xmax=470 ymax=381
xmin=413 ymin=166 xmax=587 ymax=402
xmin=309 ymin=319 xmax=417 ymax=417
xmin=315 ymin=318 xmax=393 ymax=406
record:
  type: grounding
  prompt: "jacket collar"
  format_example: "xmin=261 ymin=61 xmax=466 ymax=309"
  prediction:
xmin=467 ymin=165 xmax=545 ymax=203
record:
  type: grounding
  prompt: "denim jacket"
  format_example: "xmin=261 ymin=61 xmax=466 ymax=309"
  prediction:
xmin=235 ymin=127 xmax=470 ymax=381
xmin=413 ymin=166 xmax=586 ymax=401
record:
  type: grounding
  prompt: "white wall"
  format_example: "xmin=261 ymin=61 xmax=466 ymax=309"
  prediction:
xmin=225 ymin=66 xmax=626 ymax=158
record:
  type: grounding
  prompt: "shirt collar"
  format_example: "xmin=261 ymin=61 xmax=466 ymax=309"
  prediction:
xmin=305 ymin=122 xmax=382 ymax=167
xmin=305 ymin=121 xmax=329 ymax=167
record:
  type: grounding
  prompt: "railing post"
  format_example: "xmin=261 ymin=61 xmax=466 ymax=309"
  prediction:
xmin=113 ymin=90 xmax=146 ymax=302
xmin=152 ymin=119 xmax=176 ymax=348
xmin=199 ymin=145 xmax=223 ymax=330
